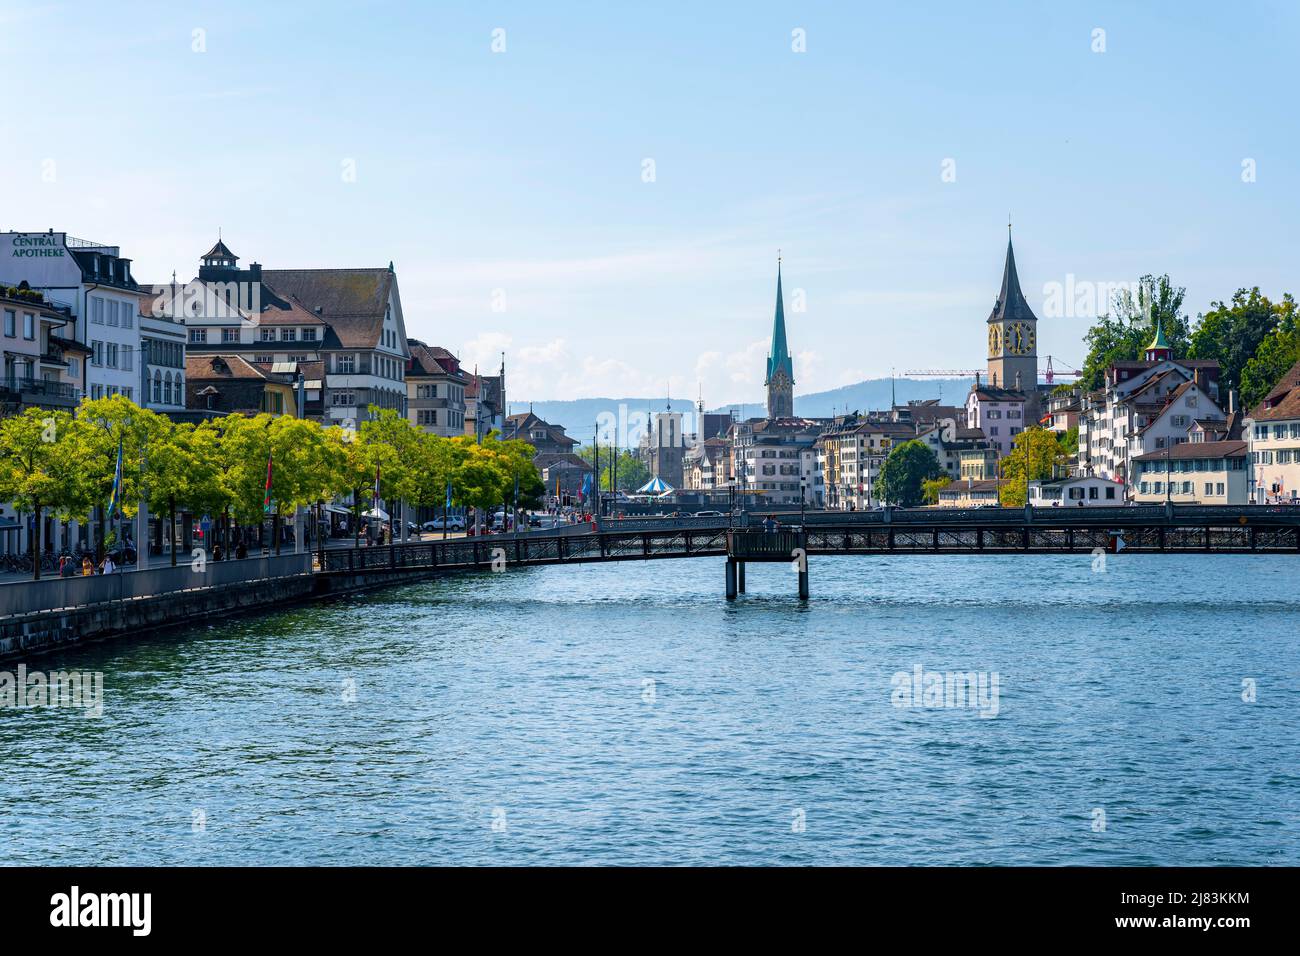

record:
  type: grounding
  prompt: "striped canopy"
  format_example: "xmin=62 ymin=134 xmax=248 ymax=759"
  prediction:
xmin=636 ymin=476 xmax=674 ymax=495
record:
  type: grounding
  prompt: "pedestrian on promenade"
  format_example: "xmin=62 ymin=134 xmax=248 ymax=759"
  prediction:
xmin=81 ymin=556 xmax=94 ymax=576
xmin=763 ymin=514 xmax=778 ymax=534
xmin=213 ymin=543 xmax=224 ymax=561
xmin=235 ymin=542 xmax=248 ymax=560
xmin=100 ymin=554 xmax=117 ymax=575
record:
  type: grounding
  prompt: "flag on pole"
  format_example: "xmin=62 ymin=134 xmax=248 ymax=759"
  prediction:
xmin=372 ymin=463 xmax=382 ymax=507
xmin=105 ymin=438 xmax=124 ymax=519
xmin=580 ymin=472 xmax=592 ymax=502
xmin=445 ymin=480 xmax=453 ymax=510
xmin=262 ymin=452 xmax=274 ymax=514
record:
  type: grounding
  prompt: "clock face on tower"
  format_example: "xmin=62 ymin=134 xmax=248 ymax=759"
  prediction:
xmin=1006 ymin=322 xmax=1036 ymax=355
xmin=988 ymin=326 xmax=1001 ymax=355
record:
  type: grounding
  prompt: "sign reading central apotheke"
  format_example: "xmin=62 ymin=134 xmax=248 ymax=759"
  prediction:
xmin=0 ymin=232 xmax=81 ymax=288
xmin=7 ymin=233 xmax=67 ymax=257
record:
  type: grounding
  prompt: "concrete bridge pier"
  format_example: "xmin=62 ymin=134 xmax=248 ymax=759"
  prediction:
xmin=725 ymin=558 xmax=738 ymax=600
xmin=737 ymin=561 xmax=746 ymax=593
xmin=797 ymin=562 xmax=809 ymax=600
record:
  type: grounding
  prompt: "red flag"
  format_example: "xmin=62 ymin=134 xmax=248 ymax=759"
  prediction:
xmin=263 ymin=453 xmax=274 ymax=514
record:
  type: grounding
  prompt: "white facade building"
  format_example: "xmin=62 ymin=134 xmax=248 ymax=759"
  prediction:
xmin=1243 ymin=356 xmax=1300 ymax=504
xmin=0 ymin=231 xmax=144 ymax=402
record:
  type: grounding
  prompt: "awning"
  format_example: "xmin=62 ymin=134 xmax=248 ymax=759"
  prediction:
xmin=636 ymin=476 xmax=674 ymax=494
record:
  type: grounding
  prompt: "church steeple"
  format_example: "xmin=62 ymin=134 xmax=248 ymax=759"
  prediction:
xmin=765 ymin=255 xmax=794 ymax=418
xmin=988 ymin=229 xmax=1037 ymax=325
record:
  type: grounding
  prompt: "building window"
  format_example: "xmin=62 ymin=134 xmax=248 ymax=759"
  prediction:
xmin=2 ymin=310 xmax=13 ymax=337
xmin=222 ymin=327 xmax=239 ymax=343
xmin=189 ymin=328 xmax=207 ymax=343
xmin=332 ymin=390 xmax=355 ymax=407
xmin=281 ymin=328 xmax=297 ymax=341
xmin=336 ymin=354 xmax=355 ymax=374
xmin=302 ymin=328 xmax=318 ymax=341
xmin=92 ymin=297 xmax=104 ymax=324
xmin=260 ymin=327 xmax=276 ymax=341
xmin=22 ymin=313 xmax=35 ymax=339
xmin=254 ymin=354 xmax=274 ymax=363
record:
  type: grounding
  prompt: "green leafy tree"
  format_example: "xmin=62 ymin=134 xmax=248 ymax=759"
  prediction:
xmin=0 ymin=409 xmax=82 ymax=578
xmin=920 ymin=474 xmax=952 ymax=505
xmin=71 ymin=395 xmax=156 ymax=556
xmin=1078 ymin=275 xmax=1190 ymax=391
xmin=449 ymin=436 xmax=509 ymax=524
xmin=144 ymin=419 xmax=222 ymax=565
xmin=484 ymin=434 xmax=544 ymax=510
xmin=1188 ymin=287 xmax=1288 ymax=394
xmin=872 ymin=439 xmax=941 ymax=507
xmin=579 ymin=446 xmax=650 ymax=492
xmin=325 ymin=422 xmax=375 ymax=547
xmin=1239 ymin=294 xmax=1300 ymax=411
xmin=998 ymin=427 xmax=1069 ymax=507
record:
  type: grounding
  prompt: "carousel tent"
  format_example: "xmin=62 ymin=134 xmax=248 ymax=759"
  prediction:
xmin=636 ymin=476 xmax=674 ymax=495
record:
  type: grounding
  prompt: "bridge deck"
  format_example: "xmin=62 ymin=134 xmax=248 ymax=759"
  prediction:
xmin=318 ymin=508 xmax=1300 ymax=576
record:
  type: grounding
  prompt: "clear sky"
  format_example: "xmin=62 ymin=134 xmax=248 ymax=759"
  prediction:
xmin=3 ymin=1 xmax=1297 ymax=404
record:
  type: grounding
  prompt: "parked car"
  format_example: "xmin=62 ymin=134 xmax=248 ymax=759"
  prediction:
xmin=423 ymin=516 xmax=466 ymax=531
xmin=694 ymin=510 xmax=725 ymax=517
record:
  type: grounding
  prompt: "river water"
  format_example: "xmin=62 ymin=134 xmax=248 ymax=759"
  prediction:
xmin=1 ymin=553 xmax=1296 ymax=865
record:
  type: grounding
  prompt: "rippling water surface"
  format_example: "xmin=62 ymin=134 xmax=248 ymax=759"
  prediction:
xmin=2 ymin=553 xmax=1297 ymax=865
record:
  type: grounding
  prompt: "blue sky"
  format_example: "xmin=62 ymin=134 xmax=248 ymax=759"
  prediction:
xmin=2 ymin=1 xmax=1297 ymax=403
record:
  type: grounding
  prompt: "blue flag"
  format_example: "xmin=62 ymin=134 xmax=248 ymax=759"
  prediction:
xmin=105 ymin=438 xmax=124 ymax=520
xmin=445 ymin=481 xmax=453 ymax=509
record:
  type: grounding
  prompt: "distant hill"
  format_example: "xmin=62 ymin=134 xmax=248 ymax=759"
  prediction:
xmin=508 ymin=377 xmax=972 ymax=443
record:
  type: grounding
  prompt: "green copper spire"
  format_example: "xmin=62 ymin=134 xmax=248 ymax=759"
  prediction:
xmin=765 ymin=257 xmax=793 ymax=385
xmin=1147 ymin=317 xmax=1170 ymax=351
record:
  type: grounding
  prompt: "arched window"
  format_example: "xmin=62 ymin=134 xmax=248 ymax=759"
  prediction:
xmin=153 ymin=370 xmax=162 ymax=404
xmin=173 ymin=376 xmax=182 ymax=406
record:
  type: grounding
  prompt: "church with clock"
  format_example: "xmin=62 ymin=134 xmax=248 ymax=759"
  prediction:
xmin=981 ymin=229 xmax=1043 ymax=426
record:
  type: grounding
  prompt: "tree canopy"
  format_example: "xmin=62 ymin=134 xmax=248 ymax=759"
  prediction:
xmin=873 ymin=439 xmax=941 ymax=507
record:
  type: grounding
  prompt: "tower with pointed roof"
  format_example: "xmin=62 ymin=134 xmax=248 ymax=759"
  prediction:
xmin=985 ymin=227 xmax=1039 ymax=396
xmin=1144 ymin=318 xmax=1172 ymax=362
xmin=765 ymin=257 xmax=794 ymax=418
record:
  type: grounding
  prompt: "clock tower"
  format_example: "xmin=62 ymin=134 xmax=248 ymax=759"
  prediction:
xmin=986 ymin=228 xmax=1039 ymax=402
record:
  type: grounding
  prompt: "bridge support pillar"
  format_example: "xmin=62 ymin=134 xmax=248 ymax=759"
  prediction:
xmin=725 ymin=558 xmax=738 ymax=600
xmin=737 ymin=561 xmax=746 ymax=593
xmin=797 ymin=565 xmax=809 ymax=600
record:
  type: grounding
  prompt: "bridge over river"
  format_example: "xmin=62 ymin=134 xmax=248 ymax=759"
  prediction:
xmin=4 ymin=503 xmax=1298 ymax=660
xmin=320 ymin=503 xmax=1300 ymax=600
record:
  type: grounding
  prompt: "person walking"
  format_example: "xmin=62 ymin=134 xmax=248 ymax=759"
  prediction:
xmin=762 ymin=514 xmax=778 ymax=534
xmin=81 ymin=556 xmax=94 ymax=577
xmin=99 ymin=554 xmax=117 ymax=575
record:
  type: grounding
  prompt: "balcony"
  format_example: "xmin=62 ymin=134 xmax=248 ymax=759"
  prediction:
xmin=1 ymin=376 xmax=81 ymax=407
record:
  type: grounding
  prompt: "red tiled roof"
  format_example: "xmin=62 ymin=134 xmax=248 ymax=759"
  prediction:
xmin=1132 ymin=440 xmax=1246 ymax=462
xmin=1248 ymin=357 xmax=1300 ymax=422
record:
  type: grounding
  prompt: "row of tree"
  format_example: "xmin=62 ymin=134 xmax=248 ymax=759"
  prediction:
xmin=1077 ymin=274 xmax=1299 ymax=411
xmin=876 ymin=427 xmax=1076 ymax=508
xmin=0 ymin=395 xmax=544 ymax=577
